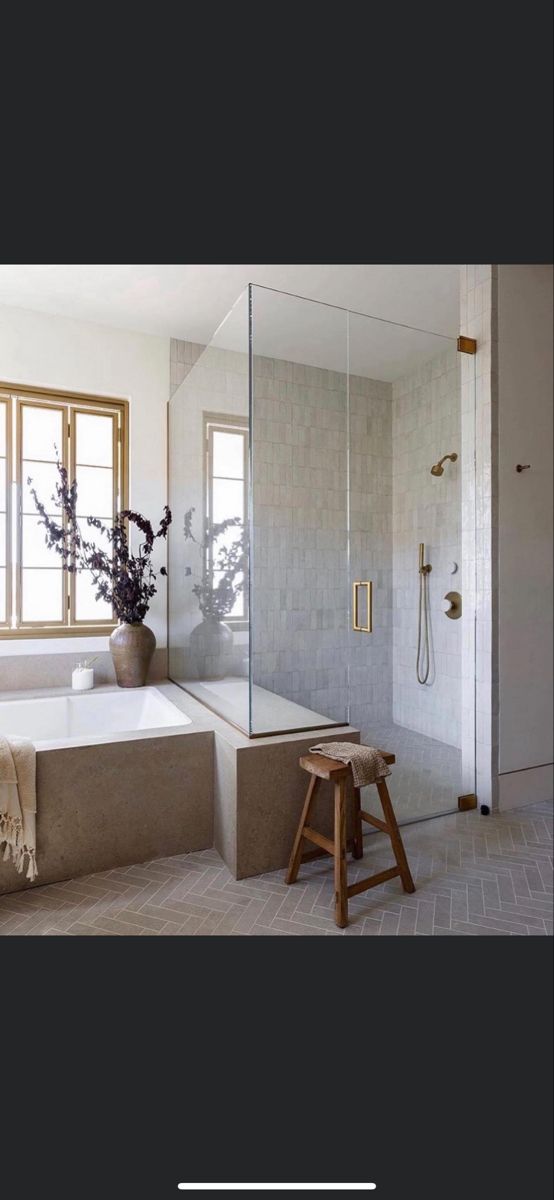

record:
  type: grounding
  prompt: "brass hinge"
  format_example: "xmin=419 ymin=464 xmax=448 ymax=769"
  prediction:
xmin=457 ymin=336 xmax=477 ymax=355
xmin=458 ymin=793 xmax=477 ymax=811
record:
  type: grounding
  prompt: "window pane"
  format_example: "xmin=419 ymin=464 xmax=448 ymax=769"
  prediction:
xmin=78 ymin=518 xmax=113 ymax=558
xmin=75 ymin=570 xmax=113 ymax=621
xmin=22 ymin=515 xmax=62 ymax=568
xmin=0 ymin=459 xmax=5 ymax=511
xmin=0 ymin=568 xmax=5 ymax=622
xmin=213 ymin=570 xmax=244 ymax=618
xmin=76 ymin=412 xmax=114 ymax=468
xmin=212 ymin=478 xmax=243 ymax=526
xmin=212 ymin=430 xmax=244 ymax=479
xmin=0 ymin=402 xmax=6 ymax=456
xmin=21 ymin=569 xmax=63 ymax=622
xmin=22 ymin=460 xmax=62 ymax=515
xmin=0 ymin=513 xmax=5 ymax=565
xmin=212 ymin=520 xmax=243 ymax=569
xmin=22 ymin=405 xmax=63 ymax=461
xmin=76 ymin=465 xmax=113 ymax=518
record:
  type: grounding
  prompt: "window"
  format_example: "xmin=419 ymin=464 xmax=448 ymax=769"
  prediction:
xmin=0 ymin=384 xmax=128 ymax=637
xmin=205 ymin=413 xmax=248 ymax=627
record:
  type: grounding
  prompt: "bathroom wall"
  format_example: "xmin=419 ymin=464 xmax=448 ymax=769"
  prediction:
xmin=0 ymin=304 xmax=169 ymax=685
xmin=392 ymin=347 xmax=462 ymax=745
xmin=496 ymin=264 xmax=553 ymax=807
xmin=169 ymin=337 xmax=206 ymax=398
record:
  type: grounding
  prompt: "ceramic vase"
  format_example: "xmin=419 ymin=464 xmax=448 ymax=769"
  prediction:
xmin=110 ymin=622 xmax=156 ymax=688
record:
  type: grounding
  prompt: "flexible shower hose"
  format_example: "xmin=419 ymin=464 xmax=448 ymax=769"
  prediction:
xmin=416 ymin=568 xmax=430 ymax=684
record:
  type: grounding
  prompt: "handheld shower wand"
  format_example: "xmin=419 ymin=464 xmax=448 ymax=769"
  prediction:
xmin=416 ymin=543 xmax=432 ymax=684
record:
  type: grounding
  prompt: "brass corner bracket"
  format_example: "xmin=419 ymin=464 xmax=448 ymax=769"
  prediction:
xmin=457 ymin=336 xmax=477 ymax=355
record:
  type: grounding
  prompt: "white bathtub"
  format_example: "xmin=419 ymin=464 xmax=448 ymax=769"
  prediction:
xmin=0 ymin=686 xmax=192 ymax=751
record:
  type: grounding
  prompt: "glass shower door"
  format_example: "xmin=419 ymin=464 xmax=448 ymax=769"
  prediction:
xmin=347 ymin=309 xmax=476 ymax=823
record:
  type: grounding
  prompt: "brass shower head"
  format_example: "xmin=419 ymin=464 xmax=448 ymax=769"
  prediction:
xmin=431 ymin=452 xmax=458 ymax=476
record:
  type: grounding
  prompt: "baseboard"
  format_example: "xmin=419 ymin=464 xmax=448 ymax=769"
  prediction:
xmin=498 ymin=763 xmax=554 ymax=810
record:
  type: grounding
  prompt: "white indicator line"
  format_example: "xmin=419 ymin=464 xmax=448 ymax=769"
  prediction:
xmin=177 ymin=1186 xmax=377 ymax=1192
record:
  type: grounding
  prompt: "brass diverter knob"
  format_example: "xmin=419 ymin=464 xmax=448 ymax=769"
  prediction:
xmin=442 ymin=591 xmax=462 ymax=619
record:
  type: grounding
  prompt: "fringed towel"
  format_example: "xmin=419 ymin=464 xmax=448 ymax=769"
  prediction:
xmin=309 ymin=741 xmax=392 ymax=789
xmin=0 ymin=734 xmax=38 ymax=881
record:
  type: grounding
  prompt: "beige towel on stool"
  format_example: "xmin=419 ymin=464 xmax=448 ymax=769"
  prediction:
xmin=310 ymin=741 xmax=391 ymax=789
xmin=0 ymin=735 xmax=38 ymax=881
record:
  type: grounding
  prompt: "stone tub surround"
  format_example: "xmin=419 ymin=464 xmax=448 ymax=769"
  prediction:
xmin=157 ymin=682 xmax=360 ymax=880
xmin=0 ymin=682 xmax=214 ymax=897
xmin=0 ymin=646 xmax=168 ymax=692
xmin=0 ymin=677 xmax=360 ymax=892
xmin=233 ymin=728 xmax=360 ymax=879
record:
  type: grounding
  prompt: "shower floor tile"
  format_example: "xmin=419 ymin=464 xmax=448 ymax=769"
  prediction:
xmin=362 ymin=720 xmax=462 ymax=822
xmin=1 ymin=801 xmax=551 ymax=937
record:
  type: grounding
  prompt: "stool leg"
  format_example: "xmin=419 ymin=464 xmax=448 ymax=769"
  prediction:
xmin=334 ymin=779 xmax=348 ymax=927
xmin=352 ymin=785 xmax=364 ymax=859
xmin=376 ymin=778 xmax=416 ymax=894
xmin=286 ymin=775 xmax=319 ymax=885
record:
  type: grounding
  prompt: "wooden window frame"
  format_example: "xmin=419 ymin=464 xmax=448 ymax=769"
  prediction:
xmin=0 ymin=382 xmax=128 ymax=639
xmin=204 ymin=412 xmax=249 ymax=632
xmin=0 ymin=396 xmax=11 ymax=629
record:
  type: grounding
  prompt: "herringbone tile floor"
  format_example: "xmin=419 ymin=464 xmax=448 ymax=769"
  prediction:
xmin=0 ymin=801 xmax=551 ymax=936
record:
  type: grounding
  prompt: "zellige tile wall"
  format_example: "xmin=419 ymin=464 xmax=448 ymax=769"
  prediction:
xmin=251 ymin=356 xmax=393 ymax=731
xmin=392 ymin=347 xmax=462 ymax=746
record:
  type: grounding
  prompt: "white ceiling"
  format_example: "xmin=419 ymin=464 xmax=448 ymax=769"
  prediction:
xmin=0 ymin=264 xmax=459 ymax=343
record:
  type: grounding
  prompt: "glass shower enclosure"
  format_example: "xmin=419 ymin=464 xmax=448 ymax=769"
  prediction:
xmin=168 ymin=284 xmax=476 ymax=823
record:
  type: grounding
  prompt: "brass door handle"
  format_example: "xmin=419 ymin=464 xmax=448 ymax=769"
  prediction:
xmin=352 ymin=581 xmax=372 ymax=632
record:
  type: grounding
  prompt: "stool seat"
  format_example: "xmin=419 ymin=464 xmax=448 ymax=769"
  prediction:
xmin=299 ymin=750 xmax=395 ymax=780
xmin=287 ymin=748 xmax=414 ymax=928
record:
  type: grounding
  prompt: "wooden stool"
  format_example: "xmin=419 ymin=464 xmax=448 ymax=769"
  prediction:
xmin=286 ymin=751 xmax=415 ymax=928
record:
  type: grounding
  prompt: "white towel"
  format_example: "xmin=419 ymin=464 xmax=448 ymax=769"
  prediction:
xmin=0 ymin=735 xmax=38 ymax=881
xmin=310 ymin=741 xmax=391 ymax=789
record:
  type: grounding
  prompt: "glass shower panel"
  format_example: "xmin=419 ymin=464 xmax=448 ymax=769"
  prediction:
xmin=168 ymin=287 xmax=250 ymax=731
xmin=167 ymin=278 xmax=477 ymax=825
xmin=249 ymin=286 xmax=349 ymax=735
xmin=347 ymin=311 xmax=475 ymax=822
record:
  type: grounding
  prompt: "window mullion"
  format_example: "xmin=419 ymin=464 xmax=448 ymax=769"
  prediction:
xmin=67 ymin=407 xmax=75 ymax=628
